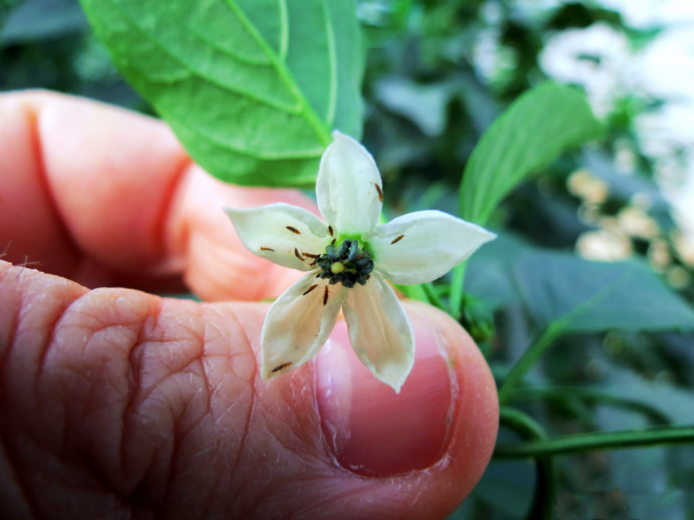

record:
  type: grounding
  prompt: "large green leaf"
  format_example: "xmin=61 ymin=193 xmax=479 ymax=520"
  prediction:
xmin=450 ymin=82 xmax=601 ymax=317
xmin=514 ymin=252 xmax=694 ymax=333
xmin=78 ymin=0 xmax=364 ymax=186
xmin=459 ymin=82 xmax=601 ymax=225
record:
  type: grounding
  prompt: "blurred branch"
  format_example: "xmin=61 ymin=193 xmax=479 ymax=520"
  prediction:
xmin=495 ymin=425 xmax=694 ymax=458
xmin=498 ymin=324 xmax=564 ymax=404
xmin=498 ymin=407 xmax=556 ymax=520
xmin=510 ymin=386 xmax=671 ymax=425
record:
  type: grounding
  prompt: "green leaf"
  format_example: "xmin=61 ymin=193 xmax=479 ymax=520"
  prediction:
xmin=514 ymin=252 xmax=694 ymax=333
xmin=78 ymin=0 xmax=364 ymax=186
xmin=450 ymin=82 xmax=600 ymax=317
xmin=498 ymin=252 xmax=694 ymax=403
xmin=458 ymin=81 xmax=601 ymax=226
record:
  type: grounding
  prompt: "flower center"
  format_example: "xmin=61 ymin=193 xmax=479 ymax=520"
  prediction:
xmin=316 ymin=239 xmax=374 ymax=288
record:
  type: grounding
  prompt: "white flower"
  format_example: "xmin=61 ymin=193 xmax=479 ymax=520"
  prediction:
xmin=226 ymin=131 xmax=495 ymax=392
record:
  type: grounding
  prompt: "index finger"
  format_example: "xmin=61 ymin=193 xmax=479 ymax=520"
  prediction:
xmin=0 ymin=90 xmax=313 ymax=300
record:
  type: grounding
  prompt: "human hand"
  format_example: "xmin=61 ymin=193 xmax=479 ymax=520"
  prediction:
xmin=0 ymin=91 xmax=498 ymax=520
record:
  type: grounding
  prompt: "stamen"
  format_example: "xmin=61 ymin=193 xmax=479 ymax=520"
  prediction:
xmin=271 ymin=362 xmax=293 ymax=373
xmin=303 ymin=253 xmax=320 ymax=259
xmin=303 ymin=284 xmax=318 ymax=295
xmin=286 ymin=226 xmax=301 ymax=235
xmin=374 ymin=183 xmax=383 ymax=202
xmin=260 ymin=247 xmax=275 ymax=252
xmin=331 ymin=238 xmax=336 ymax=245
xmin=323 ymin=286 xmax=329 ymax=306
xmin=328 ymin=225 xmax=334 ymax=236
xmin=391 ymin=235 xmax=404 ymax=244
xmin=294 ymin=248 xmax=304 ymax=261
xmin=315 ymin=239 xmax=374 ymax=288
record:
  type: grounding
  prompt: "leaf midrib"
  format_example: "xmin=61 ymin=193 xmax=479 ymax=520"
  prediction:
xmin=104 ymin=0 xmax=332 ymax=148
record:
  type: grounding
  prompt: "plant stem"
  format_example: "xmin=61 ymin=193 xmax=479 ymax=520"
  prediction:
xmin=449 ymin=261 xmax=467 ymax=318
xmin=510 ymin=386 xmax=670 ymax=425
xmin=498 ymin=324 xmax=564 ymax=404
xmin=422 ymin=282 xmax=447 ymax=313
xmin=495 ymin=425 xmax=694 ymax=458
xmin=394 ymin=283 xmax=429 ymax=304
xmin=499 ymin=407 xmax=556 ymax=520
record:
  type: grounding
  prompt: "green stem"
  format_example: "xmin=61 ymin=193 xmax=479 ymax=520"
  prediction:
xmin=394 ymin=283 xmax=429 ymax=304
xmin=499 ymin=406 xmax=547 ymax=439
xmin=498 ymin=407 xmax=556 ymax=520
xmin=449 ymin=261 xmax=467 ymax=318
xmin=498 ymin=325 xmax=564 ymax=405
xmin=495 ymin=425 xmax=694 ymax=458
xmin=511 ymin=386 xmax=670 ymax=425
xmin=422 ymin=282 xmax=447 ymax=313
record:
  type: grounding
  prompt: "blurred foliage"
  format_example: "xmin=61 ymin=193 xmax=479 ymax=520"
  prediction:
xmin=3 ymin=0 xmax=694 ymax=518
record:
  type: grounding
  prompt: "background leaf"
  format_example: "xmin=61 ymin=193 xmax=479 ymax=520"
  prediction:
xmin=1 ymin=0 xmax=86 ymax=46
xmin=78 ymin=0 xmax=364 ymax=186
xmin=513 ymin=252 xmax=694 ymax=333
xmin=458 ymin=81 xmax=602 ymax=226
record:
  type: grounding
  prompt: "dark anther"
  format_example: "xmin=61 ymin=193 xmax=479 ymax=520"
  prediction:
xmin=294 ymin=248 xmax=303 ymax=261
xmin=271 ymin=362 xmax=292 ymax=373
xmin=286 ymin=226 xmax=301 ymax=235
xmin=303 ymin=284 xmax=318 ymax=295
xmin=391 ymin=235 xmax=404 ymax=245
xmin=315 ymin=239 xmax=374 ymax=289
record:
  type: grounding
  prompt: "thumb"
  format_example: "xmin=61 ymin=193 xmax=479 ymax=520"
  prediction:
xmin=0 ymin=261 xmax=497 ymax=520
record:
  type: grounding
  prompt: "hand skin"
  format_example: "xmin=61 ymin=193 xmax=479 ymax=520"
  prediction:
xmin=0 ymin=91 xmax=498 ymax=520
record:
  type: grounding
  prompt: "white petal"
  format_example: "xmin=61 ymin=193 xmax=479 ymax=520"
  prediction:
xmin=368 ymin=210 xmax=496 ymax=285
xmin=261 ymin=272 xmax=347 ymax=380
xmin=342 ymin=274 xmax=414 ymax=392
xmin=226 ymin=203 xmax=332 ymax=271
xmin=316 ymin=131 xmax=383 ymax=235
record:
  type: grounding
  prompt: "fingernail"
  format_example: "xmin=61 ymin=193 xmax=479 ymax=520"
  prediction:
xmin=315 ymin=308 xmax=456 ymax=477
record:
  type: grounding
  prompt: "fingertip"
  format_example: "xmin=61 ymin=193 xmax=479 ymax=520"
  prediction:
xmin=315 ymin=299 xmax=497 ymax=482
xmin=404 ymin=302 xmax=499 ymax=487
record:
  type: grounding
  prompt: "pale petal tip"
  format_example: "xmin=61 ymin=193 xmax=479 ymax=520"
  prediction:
xmin=331 ymin=129 xmax=349 ymax=140
xmin=223 ymin=206 xmax=243 ymax=222
xmin=260 ymin=361 xmax=294 ymax=381
xmin=370 ymin=364 xmax=411 ymax=394
xmin=329 ymin=129 xmax=365 ymax=151
xmin=358 ymin=348 xmax=415 ymax=394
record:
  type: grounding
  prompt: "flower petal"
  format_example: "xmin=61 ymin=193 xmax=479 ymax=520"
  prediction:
xmin=342 ymin=274 xmax=414 ymax=392
xmin=261 ymin=271 xmax=347 ymax=380
xmin=226 ymin=203 xmax=332 ymax=271
xmin=316 ymin=131 xmax=383 ymax=235
xmin=368 ymin=210 xmax=496 ymax=285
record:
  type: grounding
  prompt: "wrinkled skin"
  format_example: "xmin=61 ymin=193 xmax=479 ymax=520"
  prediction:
xmin=0 ymin=91 xmax=498 ymax=520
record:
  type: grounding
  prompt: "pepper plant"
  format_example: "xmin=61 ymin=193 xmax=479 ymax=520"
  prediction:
xmin=9 ymin=0 xmax=691 ymax=517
